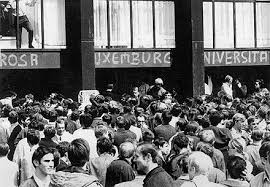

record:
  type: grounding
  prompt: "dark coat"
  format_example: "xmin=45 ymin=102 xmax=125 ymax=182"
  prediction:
xmin=143 ymin=166 xmax=173 ymax=187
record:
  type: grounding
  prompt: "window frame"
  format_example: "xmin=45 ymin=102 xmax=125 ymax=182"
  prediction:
xmin=0 ymin=0 xmax=66 ymax=49
xmin=94 ymin=0 xmax=175 ymax=49
xmin=203 ymin=0 xmax=270 ymax=49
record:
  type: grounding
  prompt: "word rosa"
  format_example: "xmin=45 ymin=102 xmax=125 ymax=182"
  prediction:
xmin=0 ymin=53 xmax=38 ymax=67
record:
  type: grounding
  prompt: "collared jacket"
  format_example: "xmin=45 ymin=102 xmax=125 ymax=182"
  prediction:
xmin=143 ymin=166 xmax=173 ymax=187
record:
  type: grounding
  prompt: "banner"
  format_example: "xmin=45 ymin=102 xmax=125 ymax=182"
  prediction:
xmin=204 ymin=50 xmax=270 ymax=66
xmin=95 ymin=51 xmax=171 ymax=68
xmin=0 ymin=51 xmax=60 ymax=69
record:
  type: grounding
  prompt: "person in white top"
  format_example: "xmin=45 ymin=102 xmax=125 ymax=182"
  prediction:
xmin=181 ymin=151 xmax=223 ymax=187
xmin=0 ymin=143 xmax=19 ymax=187
xmin=73 ymin=113 xmax=98 ymax=158
xmin=220 ymin=75 xmax=233 ymax=100
xmin=53 ymin=117 xmax=73 ymax=143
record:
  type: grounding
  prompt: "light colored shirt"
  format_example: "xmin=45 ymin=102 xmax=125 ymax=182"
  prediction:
xmin=8 ymin=0 xmax=36 ymax=16
xmin=0 ymin=156 xmax=19 ymax=187
xmin=33 ymin=172 xmax=51 ymax=187
xmin=73 ymin=128 xmax=98 ymax=158
xmin=169 ymin=116 xmax=179 ymax=128
xmin=250 ymin=171 xmax=270 ymax=187
xmin=181 ymin=175 xmax=223 ymax=187
xmin=53 ymin=131 xmax=74 ymax=143
xmin=129 ymin=125 xmax=142 ymax=142
xmin=221 ymin=82 xmax=233 ymax=99
xmin=13 ymin=138 xmax=38 ymax=185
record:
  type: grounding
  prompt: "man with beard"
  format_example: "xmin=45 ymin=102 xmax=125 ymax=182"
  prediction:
xmin=133 ymin=143 xmax=173 ymax=187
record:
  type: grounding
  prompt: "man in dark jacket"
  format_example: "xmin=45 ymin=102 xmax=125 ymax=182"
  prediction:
xmin=134 ymin=143 xmax=173 ymax=187
xmin=105 ymin=141 xmax=136 ymax=187
xmin=154 ymin=111 xmax=176 ymax=142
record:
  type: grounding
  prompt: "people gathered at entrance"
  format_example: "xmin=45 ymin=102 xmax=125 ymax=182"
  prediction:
xmin=1 ymin=76 xmax=270 ymax=186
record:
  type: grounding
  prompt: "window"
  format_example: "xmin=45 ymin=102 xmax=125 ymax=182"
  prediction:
xmin=94 ymin=0 xmax=175 ymax=49
xmin=203 ymin=0 xmax=270 ymax=49
xmin=203 ymin=2 xmax=213 ymax=48
xmin=256 ymin=3 xmax=270 ymax=47
xmin=0 ymin=0 xmax=66 ymax=49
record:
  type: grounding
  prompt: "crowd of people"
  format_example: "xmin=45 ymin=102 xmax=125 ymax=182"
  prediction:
xmin=0 ymin=76 xmax=270 ymax=187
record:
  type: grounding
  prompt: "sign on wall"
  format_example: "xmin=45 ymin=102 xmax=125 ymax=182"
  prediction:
xmin=0 ymin=51 xmax=60 ymax=69
xmin=95 ymin=51 xmax=171 ymax=68
xmin=204 ymin=50 xmax=270 ymax=66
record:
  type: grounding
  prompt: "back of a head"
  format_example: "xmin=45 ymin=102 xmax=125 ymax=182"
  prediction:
xmin=119 ymin=141 xmax=135 ymax=159
xmin=251 ymin=130 xmax=264 ymax=142
xmin=68 ymin=138 xmax=90 ymax=167
xmin=70 ymin=110 xmax=80 ymax=121
xmin=44 ymin=126 xmax=56 ymax=139
xmin=0 ymin=143 xmax=9 ymax=157
xmin=184 ymin=121 xmax=200 ymax=136
xmin=95 ymin=125 xmax=108 ymax=139
xmin=56 ymin=141 xmax=70 ymax=157
xmin=27 ymin=129 xmax=40 ymax=146
xmin=8 ymin=111 xmax=18 ymax=124
xmin=209 ymin=111 xmax=222 ymax=126
xmin=188 ymin=151 xmax=213 ymax=176
xmin=259 ymin=142 xmax=270 ymax=160
xmin=172 ymin=134 xmax=189 ymax=149
xmin=79 ymin=113 xmax=93 ymax=128
xmin=97 ymin=137 xmax=113 ymax=155
xmin=227 ymin=156 xmax=246 ymax=179
xmin=199 ymin=130 xmax=215 ymax=145
xmin=137 ymin=143 xmax=158 ymax=163
xmin=196 ymin=142 xmax=214 ymax=158
xmin=171 ymin=104 xmax=182 ymax=117
xmin=161 ymin=110 xmax=172 ymax=125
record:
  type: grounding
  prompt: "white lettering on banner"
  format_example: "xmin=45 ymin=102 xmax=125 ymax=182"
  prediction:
xmin=0 ymin=53 xmax=7 ymax=66
xmin=112 ymin=53 xmax=119 ymax=64
xmin=131 ymin=52 xmax=140 ymax=65
xmin=120 ymin=53 xmax=130 ymax=64
xmin=204 ymin=51 xmax=270 ymax=66
xmin=142 ymin=52 xmax=151 ymax=64
xmin=103 ymin=53 xmax=110 ymax=64
xmin=164 ymin=52 xmax=171 ymax=64
xmin=153 ymin=52 xmax=162 ymax=64
xmin=95 ymin=51 xmax=171 ymax=68
xmin=19 ymin=54 xmax=27 ymax=67
xmin=8 ymin=54 xmax=17 ymax=66
xmin=31 ymin=54 xmax=38 ymax=66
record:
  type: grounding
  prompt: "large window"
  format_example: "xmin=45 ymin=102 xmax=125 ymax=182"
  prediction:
xmin=0 ymin=0 xmax=66 ymax=49
xmin=94 ymin=0 xmax=175 ymax=49
xmin=203 ymin=0 xmax=270 ymax=48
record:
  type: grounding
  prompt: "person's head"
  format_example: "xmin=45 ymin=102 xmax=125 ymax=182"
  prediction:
xmin=227 ymin=155 xmax=246 ymax=180
xmin=251 ymin=130 xmax=264 ymax=142
xmin=137 ymin=115 xmax=147 ymax=128
xmin=27 ymin=129 xmax=40 ymax=146
xmin=161 ymin=110 xmax=172 ymax=125
xmin=119 ymin=141 xmax=136 ymax=159
xmin=232 ymin=113 xmax=246 ymax=130
xmin=225 ymin=75 xmax=233 ymax=84
xmin=70 ymin=110 xmax=80 ymax=121
xmin=209 ymin=111 xmax=222 ymax=126
xmin=32 ymin=146 xmax=58 ymax=176
xmin=255 ymin=79 xmax=263 ymax=90
xmin=44 ymin=126 xmax=56 ymax=139
xmin=184 ymin=121 xmax=200 ymax=136
xmin=55 ymin=117 xmax=66 ymax=136
xmin=79 ymin=113 xmax=93 ymax=128
xmin=153 ymin=137 xmax=170 ymax=156
xmin=0 ymin=143 xmax=9 ymax=157
xmin=56 ymin=141 xmax=70 ymax=158
xmin=154 ymin=78 xmax=163 ymax=88
xmin=175 ymin=118 xmax=188 ymax=132
xmin=187 ymin=151 xmax=213 ymax=180
xmin=142 ymin=131 xmax=154 ymax=143
xmin=68 ymin=138 xmax=90 ymax=167
xmin=199 ymin=130 xmax=215 ymax=145
xmin=116 ymin=116 xmax=125 ymax=129
xmin=172 ymin=134 xmax=189 ymax=153
xmin=95 ymin=125 xmax=109 ymax=139
xmin=102 ymin=113 xmax=112 ymax=126
xmin=196 ymin=142 xmax=214 ymax=158
xmin=134 ymin=143 xmax=158 ymax=174
xmin=256 ymin=106 xmax=268 ymax=120
xmin=97 ymin=137 xmax=114 ymax=155
xmin=8 ymin=111 xmax=18 ymax=124
xmin=171 ymin=104 xmax=181 ymax=117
